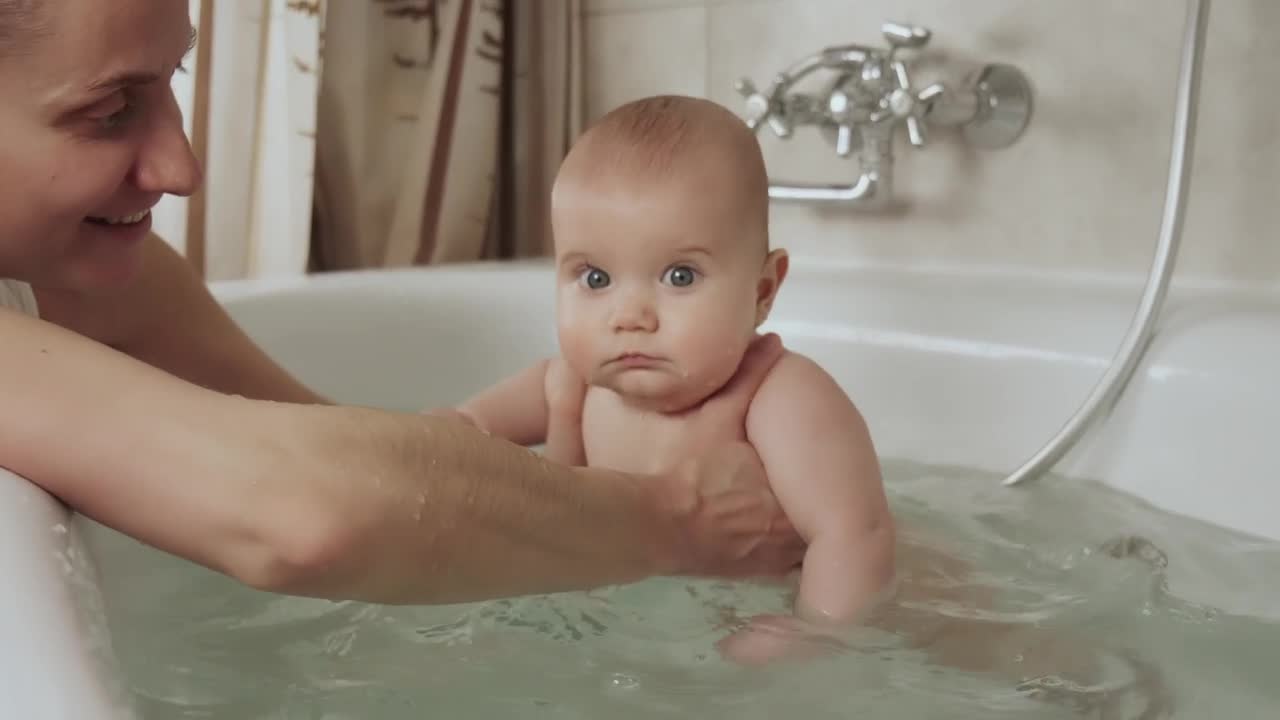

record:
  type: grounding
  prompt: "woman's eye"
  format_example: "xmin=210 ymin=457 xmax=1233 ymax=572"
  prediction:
xmin=580 ymin=267 xmax=610 ymax=289
xmin=91 ymin=95 xmax=137 ymax=132
xmin=664 ymin=265 xmax=698 ymax=287
xmin=101 ymin=106 xmax=132 ymax=130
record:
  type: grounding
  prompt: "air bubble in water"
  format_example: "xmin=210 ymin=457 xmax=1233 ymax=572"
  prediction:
xmin=607 ymin=672 xmax=639 ymax=690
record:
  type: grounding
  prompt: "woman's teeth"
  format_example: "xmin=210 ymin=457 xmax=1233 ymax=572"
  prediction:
xmin=88 ymin=210 xmax=150 ymax=225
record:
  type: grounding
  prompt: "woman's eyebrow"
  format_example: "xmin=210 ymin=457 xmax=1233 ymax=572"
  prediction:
xmin=83 ymin=26 xmax=198 ymax=94
xmin=84 ymin=70 xmax=162 ymax=94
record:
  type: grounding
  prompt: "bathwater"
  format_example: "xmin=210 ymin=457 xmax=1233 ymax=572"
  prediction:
xmin=88 ymin=460 xmax=1280 ymax=719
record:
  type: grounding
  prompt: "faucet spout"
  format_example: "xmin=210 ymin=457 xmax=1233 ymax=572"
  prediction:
xmin=768 ymin=171 xmax=882 ymax=204
xmin=735 ymin=22 xmax=1033 ymax=209
xmin=767 ymin=123 xmax=894 ymax=206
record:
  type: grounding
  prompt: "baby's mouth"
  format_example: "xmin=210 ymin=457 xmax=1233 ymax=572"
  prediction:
xmin=610 ymin=353 xmax=666 ymax=368
xmin=85 ymin=209 xmax=151 ymax=226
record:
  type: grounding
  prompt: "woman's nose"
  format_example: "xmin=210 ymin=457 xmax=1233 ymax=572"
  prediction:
xmin=132 ymin=89 xmax=203 ymax=198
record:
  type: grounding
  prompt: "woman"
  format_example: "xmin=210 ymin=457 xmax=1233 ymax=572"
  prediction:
xmin=0 ymin=0 xmax=802 ymax=605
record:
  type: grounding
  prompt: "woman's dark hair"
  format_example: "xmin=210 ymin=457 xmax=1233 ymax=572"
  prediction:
xmin=0 ymin=0 xmax=42 ymax=56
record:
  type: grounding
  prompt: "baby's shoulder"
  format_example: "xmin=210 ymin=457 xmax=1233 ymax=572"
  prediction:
xmin=750 ymin=347 xmax=855 ymax=412
xmin=746 ymin=346 xmax=871 ymax=446
xmin=761 ymin=348 xmax=843 ymax=390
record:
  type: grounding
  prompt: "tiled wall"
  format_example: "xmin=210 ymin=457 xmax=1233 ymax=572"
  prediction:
xmin=583 ymin=0 xmax=1279 ymax=288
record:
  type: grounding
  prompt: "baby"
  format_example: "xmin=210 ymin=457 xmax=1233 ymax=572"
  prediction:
xmin=433 ymin=94 xmax=897 ymax=641
xmin=430 ymin=96 xmax=1173 ymax=710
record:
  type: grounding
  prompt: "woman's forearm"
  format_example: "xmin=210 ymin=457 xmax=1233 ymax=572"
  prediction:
xmin=2 ymin=309 xmax=676 ymax=602
xmin=5 ymin=308 xmax=800 ymax=604
xmin=253 ymin=401 xmax=679 ymax=603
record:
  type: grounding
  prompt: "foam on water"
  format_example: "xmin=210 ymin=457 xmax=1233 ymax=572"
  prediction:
xmin=98 ymin=460 xmax=1280 ymax=719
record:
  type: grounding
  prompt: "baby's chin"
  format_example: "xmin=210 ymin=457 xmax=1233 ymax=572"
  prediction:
xmin=598 ymin=370 xmax=723 ymax=414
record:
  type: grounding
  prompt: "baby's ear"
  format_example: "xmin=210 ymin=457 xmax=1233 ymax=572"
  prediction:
xmin=755 ymin=248 xmax=790 ymax=325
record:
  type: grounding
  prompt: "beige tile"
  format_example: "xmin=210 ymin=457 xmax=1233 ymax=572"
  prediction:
xmin=584 ymin=5 xmax=708 ymax=123
xmin=1175 ymin=0 xmax=1280 ymax=286
xmin=585 ymin=0 xmax=705 ymax=16
xmin=582 ymin=0 xmax=1280 ymax=287
xmin=708 ymin=0 xmax=1189 ymax=275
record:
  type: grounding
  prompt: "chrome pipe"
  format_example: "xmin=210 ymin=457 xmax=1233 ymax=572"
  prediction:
xmin=1003 ymin=0 xmax=1209 ymax=486
xmin=768 ymin=170 xmax=881 ymax=204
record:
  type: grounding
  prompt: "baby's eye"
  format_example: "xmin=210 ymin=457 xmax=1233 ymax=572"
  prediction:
xmin=579 ymin=266 xmax=610 ymax=290
xmin=663 ymin=265 xmax=698 ymax=288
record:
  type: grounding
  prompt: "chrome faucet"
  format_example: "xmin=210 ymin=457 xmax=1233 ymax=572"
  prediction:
xmin=734 ymin=22 xmax=1033 ymax=207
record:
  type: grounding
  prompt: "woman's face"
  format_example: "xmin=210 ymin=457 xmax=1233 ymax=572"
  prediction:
xmin=0 ymin=0 xmax=200 ymax=291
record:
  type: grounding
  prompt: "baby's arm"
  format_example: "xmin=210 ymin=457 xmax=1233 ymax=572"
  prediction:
xmin=429 ymin=359 xmax=552 ymax=445
xmin=426 ymin=357 xmax=586 ymax=465
xmin=745 ymin=352 xmax=896 ymax=625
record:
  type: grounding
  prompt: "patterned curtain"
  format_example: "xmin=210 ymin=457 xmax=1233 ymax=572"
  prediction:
xmin=162 ymin=0 xmax=582 ymax=281
xmin=311 ymin=0 xmax=583 ymax=271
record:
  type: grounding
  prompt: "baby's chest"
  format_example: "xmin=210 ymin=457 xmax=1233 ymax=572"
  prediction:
xmin=580 ymin=393 xmax=748 ymax=475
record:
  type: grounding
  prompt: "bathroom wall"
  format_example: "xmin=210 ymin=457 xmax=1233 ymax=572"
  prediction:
xmin=582 ymin=0 xmax=1279 ymax=289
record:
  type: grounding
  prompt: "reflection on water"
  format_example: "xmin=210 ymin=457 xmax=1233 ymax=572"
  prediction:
xmin=91 ymin=460 xmax=1280 ymax=719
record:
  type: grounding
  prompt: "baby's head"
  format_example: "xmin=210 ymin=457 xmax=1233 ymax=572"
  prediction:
xmin=551 ymin=94 xmax=788 ymax=413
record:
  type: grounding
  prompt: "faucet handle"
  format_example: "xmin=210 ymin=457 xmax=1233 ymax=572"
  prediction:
xmin=734 ymin=78 xmax=769 ymax=129
xmin=826 ymin=89 xmax=858 ymax=157
xmin=872 ymin=59 xmax=944 ymax=148
xmin=881 ymin=22 xmax=931 ymax=56
xmin=735 ymin=76 xmax=793 ymax=138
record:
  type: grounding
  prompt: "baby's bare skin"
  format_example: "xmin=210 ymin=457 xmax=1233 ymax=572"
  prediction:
xmin=437 ymin=96 xmax=895 ymax=656
xmin=435 ymin=93 xmax=1167 ymax=710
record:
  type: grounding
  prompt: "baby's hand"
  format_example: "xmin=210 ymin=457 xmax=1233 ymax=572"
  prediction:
xmin=716 ymin=613 xmax=843 ymax=666
xmin=543 ymin=357 xmax=586 ymax=417
xmin=543 ymin=358 xmax=586 ymax=465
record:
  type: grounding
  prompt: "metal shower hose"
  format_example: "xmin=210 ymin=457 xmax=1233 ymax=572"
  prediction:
xmin=1003 ymin=0 xmax=1210 ymax=486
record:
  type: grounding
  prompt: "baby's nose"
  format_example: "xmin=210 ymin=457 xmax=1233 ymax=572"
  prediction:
xmin=610 ymin=294 xmax=658 ymax=332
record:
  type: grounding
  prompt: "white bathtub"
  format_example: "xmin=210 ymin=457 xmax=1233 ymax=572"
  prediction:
xmin=5 ymin=257 xmax=1279 ymax=718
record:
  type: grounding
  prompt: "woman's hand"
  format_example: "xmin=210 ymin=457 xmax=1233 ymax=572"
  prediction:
xmin=434 ymin=334 xmax=804 ymax=583
xmin=662 ymin=442 xmax=806 ymax=579
xmin=653 ymin=334 xmax=806 ymax=579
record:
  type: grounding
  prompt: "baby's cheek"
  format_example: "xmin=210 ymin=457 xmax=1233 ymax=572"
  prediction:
xmin=685 ymin=325 xmax=754 ymax=387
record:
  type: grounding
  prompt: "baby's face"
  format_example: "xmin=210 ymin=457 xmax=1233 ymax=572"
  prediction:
xmin=552 ymin=165 xmax=785 ymax=413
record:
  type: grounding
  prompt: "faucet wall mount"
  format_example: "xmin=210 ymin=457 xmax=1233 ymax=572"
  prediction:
xmin=735 ymin=22 xmax=1033 ymax=207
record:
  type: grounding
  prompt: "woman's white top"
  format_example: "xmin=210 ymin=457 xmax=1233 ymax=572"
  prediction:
xmin=1 ymin=277 xmax=134 ymax=718
xmin=0 ymin=277 xmax=38 ymax=317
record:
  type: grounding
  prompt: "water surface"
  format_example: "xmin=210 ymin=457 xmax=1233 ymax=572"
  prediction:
xmin=92 ymin=460 xmax=1280 ymax=718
